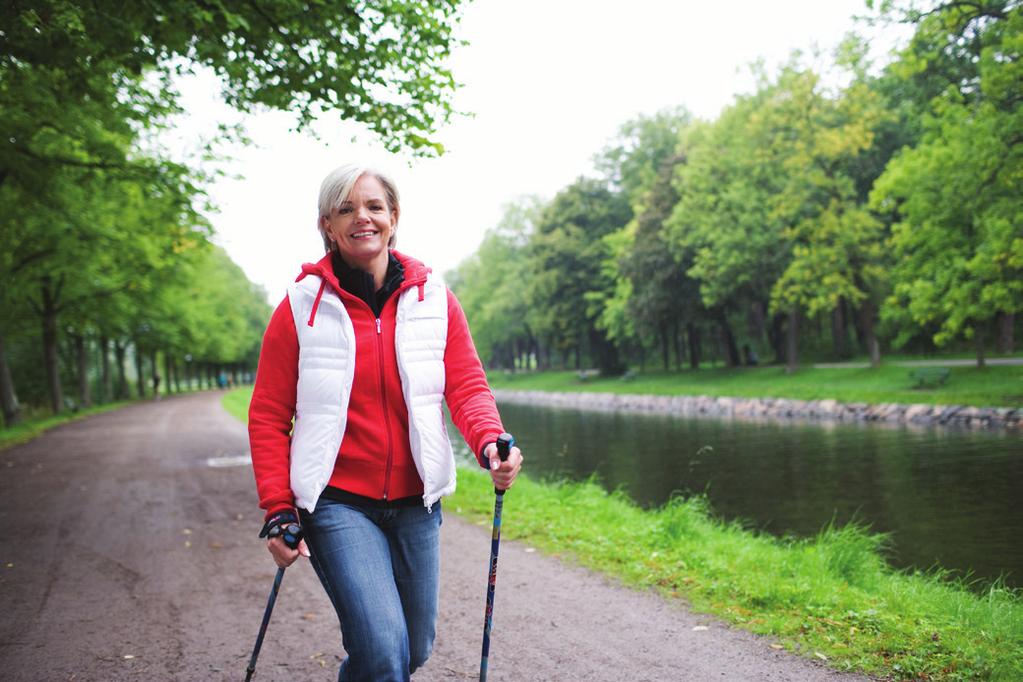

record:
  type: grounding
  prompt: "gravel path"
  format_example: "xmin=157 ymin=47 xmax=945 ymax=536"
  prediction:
xmin=0 ymin=392 xmax=869 ymax=681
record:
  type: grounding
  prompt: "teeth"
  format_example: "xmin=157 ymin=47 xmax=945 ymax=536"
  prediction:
xmin=351 ymin=231 xmax=377 ymax=238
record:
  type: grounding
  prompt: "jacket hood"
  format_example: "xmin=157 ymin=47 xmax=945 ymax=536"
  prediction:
xmin=295 ymin=250 xmax=433 ymax=327
xmin=296 ymin=249 xmax=430 ymax=291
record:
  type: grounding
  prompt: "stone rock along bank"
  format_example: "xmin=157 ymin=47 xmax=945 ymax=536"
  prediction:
xmin=493 ymin=390 xmax=1022 ymax=430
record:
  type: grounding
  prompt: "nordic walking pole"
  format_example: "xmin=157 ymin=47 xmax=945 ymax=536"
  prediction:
xmin=479 ymin=432 xmax=515 ymax=682
xmin=245 ymin=522 xmax=301 ymax=681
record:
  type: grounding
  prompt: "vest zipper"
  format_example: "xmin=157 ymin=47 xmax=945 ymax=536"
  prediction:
xmin=376 ymin=316 xmax=394 ymax=500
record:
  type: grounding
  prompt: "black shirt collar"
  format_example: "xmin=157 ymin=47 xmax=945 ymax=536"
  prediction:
xmin=331 ymin=251 xmax=405 ymax=317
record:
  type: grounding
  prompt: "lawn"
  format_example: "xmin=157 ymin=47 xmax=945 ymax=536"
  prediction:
xmin=486 ymin=364 xmax=1023 ymax=409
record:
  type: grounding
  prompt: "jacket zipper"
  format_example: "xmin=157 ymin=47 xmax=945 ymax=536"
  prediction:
xmin=376 ymin=316 xmax=394 ymax=500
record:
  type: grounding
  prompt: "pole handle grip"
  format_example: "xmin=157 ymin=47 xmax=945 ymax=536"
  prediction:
xmin=494 ymin=433 xmax=514 ymax=495
xmin=496 ymin=433 xmax=514 ymax=462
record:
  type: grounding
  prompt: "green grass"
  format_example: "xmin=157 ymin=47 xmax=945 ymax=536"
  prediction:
xmin=487 ymin=364 xmax=1023 ymax=409
xmin=222 ymin=386 xmax=253 ymax=422
xmin=0 ymin=400 xmax=134 ymax=451
xmin=449 ymin=469 xmax=1023 ymax=681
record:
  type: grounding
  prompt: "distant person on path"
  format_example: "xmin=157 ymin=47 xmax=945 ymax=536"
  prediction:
xmin=248 ymin=164 xmax=523 ymax=681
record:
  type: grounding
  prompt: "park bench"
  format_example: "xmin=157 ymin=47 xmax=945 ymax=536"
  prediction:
xmin=909 ymin=367 xmax=950 ymax=388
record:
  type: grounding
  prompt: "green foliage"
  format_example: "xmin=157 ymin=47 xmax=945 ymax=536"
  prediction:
xmin=595 ymin=109 xmax=701 ymax=369
xmin=447 ymin=198 xmax=541 ymax=368
xmin=667 ymin=95 xmax=789 ymax=312
xmin=765 ymin=73 xmax=890 ymax=319
xmin=1 ymin=0 xmax=465 ymax=162
xmin=596 ymin=107 xmax=692 ymax=206
xmin=1 ymin=0 xmax=462 ymax=416
xmin=527 ymin=179 xmax=632 ymax=373
xmin=872 ymin=4 xmax=1023 ymax=353
xmin=451 ymin=3 xmax=1021 ymax=374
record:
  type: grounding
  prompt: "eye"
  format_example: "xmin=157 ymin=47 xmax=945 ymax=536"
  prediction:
xmin=338 ymin=206 xmax=353 ymax=215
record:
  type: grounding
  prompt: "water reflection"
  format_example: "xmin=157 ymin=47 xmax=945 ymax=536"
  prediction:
xmin=452 ymin=403 xmax=1023 ymax=587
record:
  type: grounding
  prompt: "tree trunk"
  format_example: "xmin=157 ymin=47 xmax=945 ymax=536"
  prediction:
xmin=831 ymin=300 xmax=849 ymax=360
xmin=40 ymin=279 xmax=64 ymax=414
xmin=588 ymin=329 xmax=624 ymax=376
xmin=100 ymin=335 xmax=112 ymax=403
xmin=785 ymin=308 xmax=800 ymax=374
xmin=857 ymin=302 xmax=881 ymax=368
xmin=164 ymin=355 xmax=174 ymax=392
xmin=768 ymin=313 xmax=786 ymax=365
xmin=659 ymin=323 xmax=670 ymax=370
xmin=73 ymin=333 xmax=92 ymax=409
xmin=996 ymin=312 xmax=1014 ymax=354
xmin=135 ymin=343 xmax=146 ymax=398
xmin=974 ymin=325 xmax=986 ymax=368
xmin=173 ymin=357 xmax=182 ymax=392
xmin=114 ymin=341 xmax=128 ymax=399
xmin=686 ymin=323 xmax=700 ymax=369
xmin=673 ymin=321 xmax=684 ymax=372
xmin=525 ymin=328 xmax=538 ymax=371
xmin=0 ymin=329 xmax=22 ymax=425
xmin=713 ymin=309 xmax=741 ymax=368
xmin=749 ymin=300 xmax=767 ymax=344
xmin=150 ymin=349 xmax=160 ymax=397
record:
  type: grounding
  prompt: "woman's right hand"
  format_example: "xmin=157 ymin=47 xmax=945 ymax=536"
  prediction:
xmin=267 ymin=536 xmax=311 ymax=568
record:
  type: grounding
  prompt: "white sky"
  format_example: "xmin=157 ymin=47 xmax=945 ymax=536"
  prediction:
xmin=173 ymin=0 xmax=906 ymax=304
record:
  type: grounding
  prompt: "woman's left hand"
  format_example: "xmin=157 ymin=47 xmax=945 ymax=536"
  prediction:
xmin=484 ymin=442 xmax=523 ymax=491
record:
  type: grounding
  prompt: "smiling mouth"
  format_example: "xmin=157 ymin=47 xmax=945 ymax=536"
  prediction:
xmin=350 ymin=230 xmax=378 ymax=238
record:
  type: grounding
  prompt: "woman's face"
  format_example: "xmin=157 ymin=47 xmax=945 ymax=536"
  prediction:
xmin=321 ymin=174 xmax=396 ymax=270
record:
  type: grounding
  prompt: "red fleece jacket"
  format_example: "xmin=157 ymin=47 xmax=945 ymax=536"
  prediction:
xmin=248 ymin=250 xmax=504 ymax=518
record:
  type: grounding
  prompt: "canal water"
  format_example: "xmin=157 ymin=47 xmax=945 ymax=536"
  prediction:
xmin=452 ymin=402 xmax=1023 ymax=587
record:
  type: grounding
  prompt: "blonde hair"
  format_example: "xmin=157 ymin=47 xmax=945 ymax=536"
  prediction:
xmin=317 ymin=164 xmax=401 ymax=252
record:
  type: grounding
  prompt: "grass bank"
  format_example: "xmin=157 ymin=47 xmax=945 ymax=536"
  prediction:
xmin=486 ymin=364 xmax=1023 ymax=409
xmin=222 ymin=388 xmax=252 ymax=423
xmin=0 ymin=400 xmax=134 ymax=451
xmin=223 ymin=385 xmax=1021 ymax=679
xmin=450 ymin=468 xmax=1022 ymax=681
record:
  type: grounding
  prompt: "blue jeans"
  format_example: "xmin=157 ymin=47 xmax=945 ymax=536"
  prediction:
xmin=300 ymin=498 xmax=442 ymax=682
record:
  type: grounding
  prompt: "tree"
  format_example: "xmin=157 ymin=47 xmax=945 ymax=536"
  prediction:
xmin=667 ymin=93 xmax=791 ymax=368
xmin=528 ymin=180 xmax=632 ymax=374
xmin=766 ymin=68 xmax=892 ymax=370
xmin=593 ymin=109 xmax=701 ymax=370
xmin=1 ymin=0 xmax=466 ymax=179
xmin=871 ymin=1 xmax=1022 ymax=366
xmin=449 ymin=199 xmax=541 ymax=370
xmin=597 ymin=151 xmax=706 ymax=370
xmin=8 ymin=160 xmax=205 ymax=413
xmin=2 ymin=0 xmax=465 ymax=419
xmin=596 ymin=107 xmax=693 ymax=207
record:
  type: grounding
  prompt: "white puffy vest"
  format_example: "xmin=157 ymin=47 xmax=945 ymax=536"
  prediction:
xmin=286 ymin=272 xmax=455 ymax=513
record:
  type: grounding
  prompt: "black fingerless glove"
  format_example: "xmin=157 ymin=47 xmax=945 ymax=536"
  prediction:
xmin=259 ymin=511 xmax=303 ymax=549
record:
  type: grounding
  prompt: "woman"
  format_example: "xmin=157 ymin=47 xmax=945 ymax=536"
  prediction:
xmin=248 ymin=164 xmax=523 ymax=681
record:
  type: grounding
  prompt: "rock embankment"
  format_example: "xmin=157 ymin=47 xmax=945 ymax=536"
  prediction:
xmin=493 ymin=390 xmax=1022 ymax=430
